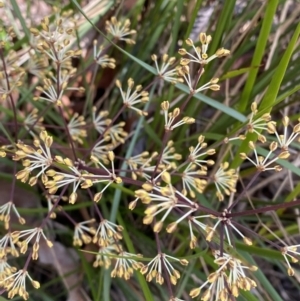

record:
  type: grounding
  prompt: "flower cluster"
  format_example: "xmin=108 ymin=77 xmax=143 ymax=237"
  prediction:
xmin=161 ymin=101 xmax=195 ymax=131
xmin=105 ymin=17 xmax=136 ymax=44
xmin=1 ymin=5 xmax=299 ymax=301
xmin=281 ymin=244 xmax=300 ymax=276
xmin=177 ymin=65 xmax=220 ymax=93
xmin=240 ymin=140 xmax=289 ymax=172
xmin=30 ymin=13 xmax=81 ymax=65
xmin=13 ymin=131 xmax=53 ymax=185
xmin=152 ymin=54 xmax=181 ymax=84
xmin=179 ymin=33 xmax=230 ymax=65
xmin=93 ymin=40 xmax=116 ymax=69
xmin=141 ymin=253 xmax=188 ymax=285
xmin=213 ymin=162 xmax=238 ymax=201
xmin=68 ymin=113 xmax=87 ymax=144
xmin=0 ymin=269 xmax=40 ymax=300
xmin=136 ymin=180 xmax=199 ymax=233
xmin=190 ymin=251 xmax=257 ymax=300
xmin=116 ymin=78 xmax=149 ymax=116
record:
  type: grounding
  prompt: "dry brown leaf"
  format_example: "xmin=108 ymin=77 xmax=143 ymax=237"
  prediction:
xmin=38 ymin=240 xmax=92 ymax=301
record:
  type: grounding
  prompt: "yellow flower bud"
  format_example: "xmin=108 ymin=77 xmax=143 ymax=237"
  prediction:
xmin=189 ymin=287 xmax=201 ymax=298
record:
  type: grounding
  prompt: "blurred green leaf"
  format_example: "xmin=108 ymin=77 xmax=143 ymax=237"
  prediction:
xmin=238 ymin=0 xmax=279 ymax=112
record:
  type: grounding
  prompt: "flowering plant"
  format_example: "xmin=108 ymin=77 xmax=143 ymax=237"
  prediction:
xmin=0 ymin=1 xmax=300 ymax=300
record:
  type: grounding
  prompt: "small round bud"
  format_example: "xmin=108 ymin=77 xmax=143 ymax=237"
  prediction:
xmin=243 ymin=236 xmax=252 ymax=246
xmin=288 ymin=267 xmax=295 ymax=276
xmin=153 ymin=221 xmax=163 ymax=232
xmin=31 ymin=280 xmax=40 ymax=289
xmin=115 ymin=80 xmax=122 ymax=88
xmin=94 ymin=192 xmax=102 ymax=203
xmin=108 ymin=151 xmax=115 ymax=162
xmin=189 ymin=287 xmax=201 ymax=298
xmin=161 ymin=101 xmax=169 ymax=111
xmin=166 ymin=222 xmax=177 ymax=233
xmin=151 ymin=54 xmax=157 ymax=61
xmin=178 ymin=48 xmax=187 ymax=55
xmin=185 ymin=38 xmax=193 ymax=46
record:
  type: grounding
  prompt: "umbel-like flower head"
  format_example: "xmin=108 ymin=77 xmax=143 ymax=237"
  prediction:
xmin=68 ymin=113 xmax=87 ymax=144
xmin=73 ymin=219 xmax=96 ymax=246
xmin=24 ymin=108 xmax=45 ymax=137
xmin=140 ymin=253 xmax=188 ymax=285
xmin=34 ymin=69 xmax=84 ymax=105
xmin=0 ymin=232 xmax=20 ymax=257
xmin=0 ymin=269 xmax=40 ymax=300
xmin=213 ymin=162 xmax=238 ymax=201
xmin=105 ymin=17 xmax=136 ymax=44
xmin=12 ymin=227 xmax=53 ymax=260
xmin=92 ymin=219 xmax=123 ymax=247
xmin=138 ymin=181 xmax=198 ymax=233
xmin=0 ymin=201 xmax=25 ymax=230
xmin=281 ymin=244 xmax=300 ymax=276
xmin=151 ymin=54 xmax=181 ymax=84
xmin=116 ymin=78 xmax=149 ymax=116
xmin=240 ymin=141 xmax=289 ymax=172
xmin=30 ymin=13 xmax=81 ymax=65
xmin=177 ymin=65 xmax=220 ymax=93
xmin=246 ymin=102 xmax=271 ymax=143
xmin=92 ymin=107 xmax=110 ymax=134
xmin=190 ymin=251 xmax=257 ymax=300
xmin=268 ymin=116 xmax=300 ymax=151
xmin=93 ymin=243 xmax=118 ymax=269
xmin=45 ymin=156 xmax=103 ymax=200
xmin=111 ymin=251 xmax=143 ymax=280
xmin=14 ymin=131 xmax=53 ymax=185
xmin=161 ymin=101 xmax=195 ymax=131
xmin=179 ymin=32 xmax=230 ymax=65
xmin=93 ymin=40 xmax=116 ymax=68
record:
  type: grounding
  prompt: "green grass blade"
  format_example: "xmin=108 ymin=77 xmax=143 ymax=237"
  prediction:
xmin=241 ymin=252 xmax=284 ymax=301
xmin=236 ymin=242 xmax=281 ymax=260
xmin=259 ymin=21 xmax=300 ymax=111
xmin=220 ymin=66 xmax=257 ymax=80
xmin=102 ymin=88 xmax=154 ymax=301
xmin=71 ymin=0 xmax=157 ymax=74
xmin=10 ymin=0 xmax=31 ymax=40
xmin=231 ymin=22 xmax=300 ymax=168
xmin=72 ymin=0 xmax=246 ymax=123
xmin=170 ymin=0 xmax=184 ymax=54
xmin=239 ymin=291 xmax=260 ymax=301
xmin=0 ymin=122 xmax=15 ymax=145
xmin=175 ymin=83 xmax=247 ymax=122
xmin=208 ymin=0 xmax=236 ymax=56
xmin=117 ymin=214 xmax=154 ymax=301
xmin=238 ymin=0 xmax=279 ymax=112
